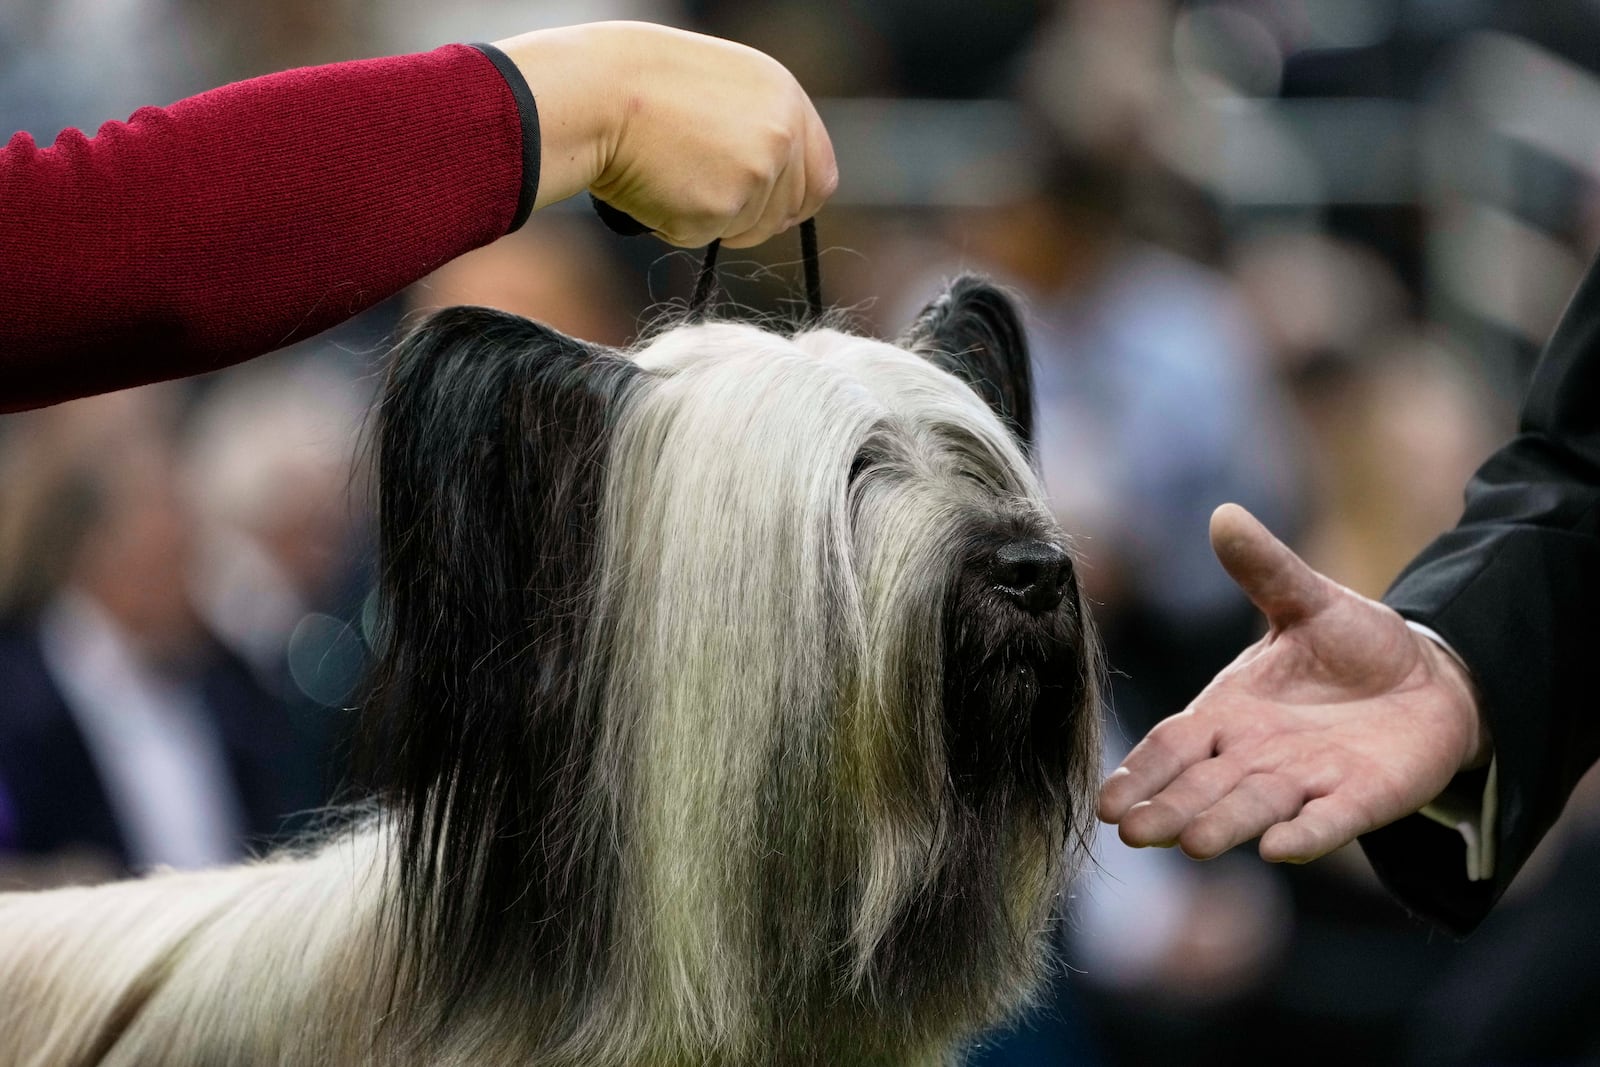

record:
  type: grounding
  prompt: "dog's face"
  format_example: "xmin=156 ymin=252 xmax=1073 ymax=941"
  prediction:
xmin=369 ymin=276 xmax=1099 ymax=1059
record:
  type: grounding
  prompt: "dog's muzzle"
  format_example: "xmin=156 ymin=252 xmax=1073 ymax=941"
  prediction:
xmin=991 ymin=540 xmax=1072 ymax=614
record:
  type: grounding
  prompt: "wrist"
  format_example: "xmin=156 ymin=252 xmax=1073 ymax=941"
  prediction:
xmin=492 ymin=25 xmax=621 ymax=210
xmin=1413 ymin=626 xmax=1491 ymax=772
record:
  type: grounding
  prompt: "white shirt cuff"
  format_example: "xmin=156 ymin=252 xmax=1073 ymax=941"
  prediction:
xmin=1407 ymin=621 xmax=1496 ymax=883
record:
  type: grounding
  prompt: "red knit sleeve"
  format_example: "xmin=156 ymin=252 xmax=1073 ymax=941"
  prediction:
xmin=0 ymin=44 xmax=530 ymax=412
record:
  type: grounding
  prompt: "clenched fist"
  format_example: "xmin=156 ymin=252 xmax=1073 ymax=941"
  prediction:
xmin=496 ymin=22 xmax=837 ymax=248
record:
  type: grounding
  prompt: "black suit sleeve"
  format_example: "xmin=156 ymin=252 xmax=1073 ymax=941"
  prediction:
xmin=1362 ymin=255 xmax=1600 ymax=936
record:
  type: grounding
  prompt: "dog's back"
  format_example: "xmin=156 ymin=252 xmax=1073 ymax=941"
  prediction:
xmin=0 ymin=832 xmax=391 ymax=1067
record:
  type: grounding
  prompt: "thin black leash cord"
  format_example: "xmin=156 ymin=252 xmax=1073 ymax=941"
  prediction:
xmin=686 ymin=218 xmax=822 ymax=324
xmin=799 ymin=217 xmax=822 ymax=322
xmin=687 ymin=238 xmax=722 ymax=319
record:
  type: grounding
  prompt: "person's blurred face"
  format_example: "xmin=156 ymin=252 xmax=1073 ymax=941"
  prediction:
xmin=259 ymin=458 xmax=353 ymax=600
xmin=71 ymin=444 xmax=201 ymax=666
xmin=957 ymin=195 xmax=1117 ymax=296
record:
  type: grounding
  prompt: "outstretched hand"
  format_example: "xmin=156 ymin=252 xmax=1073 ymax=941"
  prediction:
xmin=496 ymin=22 xmax=836 ymax=248
xmin=1098 ymin=504 xmax=1490 ymax=864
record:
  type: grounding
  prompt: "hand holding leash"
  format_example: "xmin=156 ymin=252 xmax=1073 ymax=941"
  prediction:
xmin=496 ymin=22 xmax=836 ymax=249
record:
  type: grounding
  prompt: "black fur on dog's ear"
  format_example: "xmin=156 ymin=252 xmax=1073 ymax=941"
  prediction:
xmin=902 ymin=275 xmax=1035 ymax=454
xmin=364 ymin=305 xmax=643 ymax=1020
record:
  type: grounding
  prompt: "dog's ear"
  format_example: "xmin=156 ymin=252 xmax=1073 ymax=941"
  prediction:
xmin=366 ymin=305 xmax=642 ymax=1009
xmin=901 ymin=275 xmax=1035 ymax=453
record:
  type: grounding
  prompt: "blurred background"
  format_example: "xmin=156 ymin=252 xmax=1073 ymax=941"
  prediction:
xmin=4 ymin=0 xmax=1600 ymax=1063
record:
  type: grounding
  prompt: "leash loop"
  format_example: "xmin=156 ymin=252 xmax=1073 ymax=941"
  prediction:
xmin=589 ymin=196 xmax=822 ymax=324
xmin=686 ymin=218 xmax=823 ymax=324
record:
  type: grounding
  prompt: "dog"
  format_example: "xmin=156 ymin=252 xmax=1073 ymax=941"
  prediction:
xmin=0 ymin=276 xmax=1100 ymax=1066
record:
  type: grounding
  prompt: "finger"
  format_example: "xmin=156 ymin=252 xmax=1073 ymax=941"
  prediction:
xmin=796 ymin=103 xmax=838 ymax=223
xmin=715 ymin=160 xmax=781 ymax=247
xmin=656 ymin=198 xmax=754 ymax=247
xmin=653 ymin=218 xmax=725 ymax=249
xmin=722 ymin=130 xmax=806 ymax=249
xmin=1178 ymin=772 xmax=1305 ymax=859
xmin=1258 ymin=793 xmax=1374 ymax=863
xmin=655 ymin=167 xmax=776 ymax=249
xmin=1117 ymin=755 xmax=1248 ymax=848
xmin=1098 ymin=712 xmax=1217 ymax=824
xmin=1210 ymin=503 xmax=1329 ymax=629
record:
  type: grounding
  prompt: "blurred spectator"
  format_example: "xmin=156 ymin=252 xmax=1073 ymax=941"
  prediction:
xmin=0 ymin=0 xmax=207 ymax=144
xmin=185 ymin=361 xmax=366 ymax=676
xmin=686 ymin=0 xmax=1049 ymax=98
xmin=0 ymin=390 xmax=326 ymax=886
xmin=411 ymin=214 xmax=637 ymax=343
xmin=1296 ymin=334 xmax=1504 ymax=599
xmin=184 ymin=359 xmax=372 ymax=793
xmin=1229 ymin=232 xmax=1502 ymax=598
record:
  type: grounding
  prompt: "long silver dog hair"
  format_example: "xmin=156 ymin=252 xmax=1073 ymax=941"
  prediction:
xmin=0 ymin=276 xmax=1101 ymax=1066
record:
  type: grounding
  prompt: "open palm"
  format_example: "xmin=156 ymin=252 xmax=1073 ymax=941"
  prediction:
xmin=1098 ymin=504 xmax=1486 ymax=863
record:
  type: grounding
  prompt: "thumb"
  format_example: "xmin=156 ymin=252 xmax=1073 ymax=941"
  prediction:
xmin=1210 ymin=503 xmax=1328 ymax=628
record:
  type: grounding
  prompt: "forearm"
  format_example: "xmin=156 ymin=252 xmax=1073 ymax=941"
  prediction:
xmin=1369 ymin=257 xmax=1600 ymax=931
xmin=0 ymin=43 xmax=536 ymax=412
xmin=1374 ymin=498 xmax=1600 ymax=933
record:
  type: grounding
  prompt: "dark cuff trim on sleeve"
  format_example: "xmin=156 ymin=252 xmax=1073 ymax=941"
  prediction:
xmin=470 ymin=42 xmax=539 ymax=232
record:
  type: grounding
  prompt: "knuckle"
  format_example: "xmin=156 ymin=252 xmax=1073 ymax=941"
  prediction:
xmin=767 ymin=122 xmax=797 ymax=157
xmin=722 ymin=227 xmax=766 ymax=249
xmin=1242 ymin=770 xmax=1287 ymax=801
xmin=1153 ymin=715 xmax=1207 ymax=758
xmin=746 ymin=157 xmax=781 ymax=190
xmin=658 ymin=223 xmax=708 ymax=248
xmin=1302 ymin=761 xmax=1346 ymax=794
xmin=1143 ymin=718 xmax=1181 ymax=748
xmin=818 ymin=164 xmax=840 ymax=198
xmin=697 ymin=191 xmax=748 ymax=226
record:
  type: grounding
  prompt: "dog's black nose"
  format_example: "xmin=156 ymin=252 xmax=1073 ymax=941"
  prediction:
xmin=992 ymin=540 xmax=1072 ymax=613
